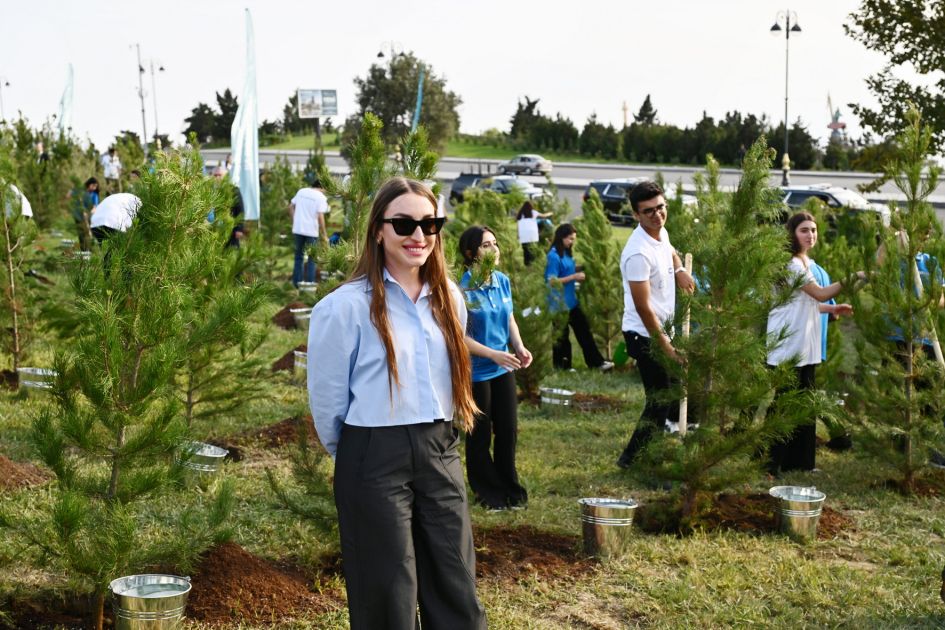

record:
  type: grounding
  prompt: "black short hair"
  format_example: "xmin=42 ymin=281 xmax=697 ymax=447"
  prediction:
xmin=629 ymin=181 xmax=664 ymax=212
xmin=458 ymin=225 xmax=495 ymax=267
xmin=84 ymin=177 xmax=98 ymax=188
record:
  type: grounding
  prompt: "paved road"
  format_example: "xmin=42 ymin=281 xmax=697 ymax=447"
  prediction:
xmin=203 ymin=148 xmax=945 ymax=221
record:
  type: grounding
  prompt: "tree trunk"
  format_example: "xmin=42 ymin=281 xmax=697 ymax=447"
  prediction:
xmin=92 ymin=590 xmax=105 ymax=630
xmin=2 ymin=214 xmax=21 ymax=373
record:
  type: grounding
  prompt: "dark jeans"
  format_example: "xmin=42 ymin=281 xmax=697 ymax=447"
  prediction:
xmin=768 ymin=364 xmax=817 ymax=473
xmin=619 ymin=330 xmax=680 ymax=465
xmin=522 ymin=243 xmax=535 ymax=266
xmin=292 ymin=234 xmax=316 ymax=286
xmin=334 ymin=421 xmax=487 ymax=630
xmin=553 ymin=306 xmax=605 ymax=369
xmin=467 ymin=371 xmax=527 ymax=509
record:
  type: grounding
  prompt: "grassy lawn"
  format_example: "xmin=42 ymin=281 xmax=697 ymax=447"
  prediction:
xmin=264 ymin=132 xmax=340 ymax=151
xmin=0 ymin=226 xmax=943 ymax=629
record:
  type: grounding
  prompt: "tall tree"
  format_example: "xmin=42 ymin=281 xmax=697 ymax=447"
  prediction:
xmin=845 ymin=1 xmax=945 ymax=149
xmin=343 ymin=52 xmax=461 ymax=153
xmin=634 ymin=94 xmax=658 ymax=125
xmin=213 ymin=89 xmax=240 ymax=142
xmin=183 ymin=102 xmax=217 ymax=143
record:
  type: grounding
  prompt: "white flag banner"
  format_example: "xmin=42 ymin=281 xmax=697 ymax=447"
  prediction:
xmin=58 ymin=64 xmax=74 ymax=135
xmin=230 ymin=8 xmax=260 ymax=221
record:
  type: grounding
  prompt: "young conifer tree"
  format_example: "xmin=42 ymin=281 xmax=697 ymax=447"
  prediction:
xmin=634 ymin=140 xmax=815 ymax=527
xmin=0 ymin=132 xmax=40 ymax=381
xmin=846 ymin=107 xmax=945 ymax=493
xmin=575 ymin=190 xmax=624 ymax=357
xmin=5 ymin=146 xmax=234 ymax=630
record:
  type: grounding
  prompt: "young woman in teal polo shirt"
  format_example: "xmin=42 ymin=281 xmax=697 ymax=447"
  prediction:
xmin=459 ymin=225 xmax=532 ymax=510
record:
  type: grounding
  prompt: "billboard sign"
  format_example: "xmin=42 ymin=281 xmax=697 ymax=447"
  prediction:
xmin=297 ymin=89 xmax=338 ymax=118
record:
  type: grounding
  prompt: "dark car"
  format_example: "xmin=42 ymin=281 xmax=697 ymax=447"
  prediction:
xmin=582 ymin=178 xmax=645 ymax=225
xmin=449 ymin=173 xmax=485 ymax=203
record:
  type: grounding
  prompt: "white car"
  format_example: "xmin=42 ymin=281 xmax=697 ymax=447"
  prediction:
xmin=497 ymin=154 xmax=553 ymax=176
xmin=483 ymin=175 xmax=542 ymax=199
xmin=781 ymin=184 xmax=890 ymax=226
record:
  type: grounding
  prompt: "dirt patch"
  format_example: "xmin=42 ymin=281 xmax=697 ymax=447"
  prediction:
xmin=473 ymin=525 xmax=594 ymax=582
xmin=186 ymin=542 xmax=342 ymax=626
xmin=4 ymin=592 xmax=96 ymax=629
xmin=572 ymin=393 xmax=626 ymax=413
xmin=272 ymin=343 xmax=307 ymax=373
xmin=637 ymin=492 xmax=854 ymax=540
xmin=0 ymin=369 xmax=18 ymax=390
xmin=205 ymin=440 xmax=246 ymax=463
xmin=877 ymin=469 xmax=945 ymax=497
xmin=272 ymin=302 xmax=309 ymax=330
xmin=0 ymin=453 xmax=50 ymax=492
xmin=240 ymin=416 xmax=317 ymax=449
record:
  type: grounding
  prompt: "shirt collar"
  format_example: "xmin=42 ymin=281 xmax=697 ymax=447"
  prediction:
xmin=374 ymin=267 xmax=431 ymax=299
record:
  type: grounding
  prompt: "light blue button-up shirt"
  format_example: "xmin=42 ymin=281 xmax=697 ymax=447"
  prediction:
xmin=307 ymin=269 xmax=467 ymax=457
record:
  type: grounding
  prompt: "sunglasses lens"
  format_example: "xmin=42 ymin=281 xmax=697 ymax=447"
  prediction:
xmin=422 ymin=218 xmax=446 ymax=235
xmin=390 ymin=219 xmax=416 ymax=236
xmin=387 ymin=217 xmax=446 ymax=236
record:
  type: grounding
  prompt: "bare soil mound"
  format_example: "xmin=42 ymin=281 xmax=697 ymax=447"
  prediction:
xmin=272 ymin=343 xmax=307 ymax=373
xmin=272 ymin=302 xmax=308 ymax=330
xmin=637 ymin=492 xmax=855 ymax=540
xmin=572 ymin=392 xmax=626 ymax=412
xmin=240 ymin=415 xmax=317 ymax=449
xmin=0 ymin=453 xmax=50 ymax=491
xmin=474 ymin=525 xmax=594 ymax=582
xmin=186 ymin=542 xmax=342 ymax=626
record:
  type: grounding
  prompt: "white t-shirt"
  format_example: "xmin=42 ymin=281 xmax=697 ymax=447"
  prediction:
xmin=291 ymin=188 xmax=329 ymax=238
xmin=101 ymin=154 xmax=122 ymax=180
xmin=766 ymin=257 xmax=821 ymax=367
xmin=6 ymin=185 xmax=32 ymax=218
xmin=90 ymin=193 xmax=140 ymax=232
xmin=517 ymin=217 xmax=539 ymax=244
xmin=620 ymin=225 xmax=676 ymax=336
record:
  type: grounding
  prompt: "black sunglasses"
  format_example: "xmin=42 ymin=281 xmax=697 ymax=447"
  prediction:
xmin=637 ymin=203 xmax=666 ymax=217
xmin=382 ymin=216 xmax=447 ymax=236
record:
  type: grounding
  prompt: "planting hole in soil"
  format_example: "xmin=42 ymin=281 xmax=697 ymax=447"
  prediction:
xmin=0 ymin=453 xmax=50 ymax=492
xmin=473 ymin=525 xmax=594 ymax=582
xmin=272 ymin=344 xmax=307 ymax=373
xmin=272 ymin=302 xmax=309 ymax=330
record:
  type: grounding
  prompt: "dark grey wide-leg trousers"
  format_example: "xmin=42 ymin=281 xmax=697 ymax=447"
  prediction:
xmin=334 ymin=421 xmax=487 ymax=630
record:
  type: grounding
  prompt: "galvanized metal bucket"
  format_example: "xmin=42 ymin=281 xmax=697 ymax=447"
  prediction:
xmin=769 ymin=485 xmax=825 ymax=542
xmin=294 ymin=350 xmax=307 ymax=386
xmin=290 ymin=307 xmax=312 ymax=328
xmin=297 ymin=281 xmax=318 ymax=293
xmin=540 ymin=387 xmax=574 ymax=407
xmin=110 ymin=574 xmax=191 ymax=630
xmin=177 ymin=442 xmax=228 ymax=476
xmin=578 ymin=497 xmax=637 ymax=558
xmin=16 ymin=367 xmax=56 ymax=390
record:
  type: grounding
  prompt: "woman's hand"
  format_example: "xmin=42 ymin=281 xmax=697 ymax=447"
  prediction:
xmin=572 ymin=271 xmax=586 ymax=282
xmin=514 ymin=346 xmax=533 ymax=369
xmin=833 ymin=303 xmax=854 ymax=318
xmin=490 ymin=349 xmax=522 ymax=370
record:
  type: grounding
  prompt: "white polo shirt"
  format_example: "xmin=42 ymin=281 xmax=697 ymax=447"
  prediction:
xmin=90 ymin=193 xmax=140 ymax=232
xmin=291 ymin=187 xmax=329 ymax=238
xmin=101 ymin=154 xmax=122 ymax=180
xmin=766 ymin=257 xmax=821 ymax=367
xmin=620 ymin=225 xmax=676 ymax=336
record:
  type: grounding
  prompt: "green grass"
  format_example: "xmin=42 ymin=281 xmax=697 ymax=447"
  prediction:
xmin=264 ymin=133 xmax=341 ymax=151
xmin=0 ymin=227 xmax=943 ymax=629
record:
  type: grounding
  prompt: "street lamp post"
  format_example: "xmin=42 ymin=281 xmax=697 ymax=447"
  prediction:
xmin=0 ymin=78 xmax=10 ymax=121
xmin=771 ymin=10 xmax=801 ymax=186
xmin=134 ymin=43 xmax=148 ymax=152
xmin=149 ymin=60 xmax=165 ymax=146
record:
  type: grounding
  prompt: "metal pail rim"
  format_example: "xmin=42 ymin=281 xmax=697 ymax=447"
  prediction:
xmin=540 ymin=387 xmax=574 ymax=396
xmin=769 ymin=485 xmax=825 ymax=503
xmin=110 ymin=573 xmax=192 ymax=598
xmin=578 ymin=497 xmax=638 ymax=509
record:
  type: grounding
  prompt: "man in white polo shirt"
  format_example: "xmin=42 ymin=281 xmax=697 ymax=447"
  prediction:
xmin=288 ymin=176 xmax=328 ymax=287
xmin=616 ymin=181 xmax=694 ymax=470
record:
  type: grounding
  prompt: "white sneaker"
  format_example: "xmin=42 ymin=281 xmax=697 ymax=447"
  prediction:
xmin=599 ymin=361 xmax=614 ymax=372
xmin=664 ymin=420 xmax=680 ymax=434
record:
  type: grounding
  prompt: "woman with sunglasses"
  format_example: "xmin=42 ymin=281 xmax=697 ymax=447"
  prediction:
xmin=545 ymin=223 xmax=614 ymax=371
xmin=308 ymin=178 xmax=486 ymax=630
xmin=459 ymin=225 xmax=532 ymax=511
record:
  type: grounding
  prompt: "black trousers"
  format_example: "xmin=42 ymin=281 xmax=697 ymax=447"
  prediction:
xmin=553 ymin=306 xmax=605 ymax=369
xmin=334 ymin=421 xmax=487 ymax=630
xmin=522 ymin=243 xmax=535 ymax=266
xmin=620 ymin=330 xmax=680 ymax=464
xmin=768 ymin=364 xmax=817 ymax=473
xmin=467 ymin=371 xmax=527 ymax=509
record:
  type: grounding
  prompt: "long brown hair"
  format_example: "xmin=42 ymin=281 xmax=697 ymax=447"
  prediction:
xmin=349 ymin=177 xmax=478 ymax=431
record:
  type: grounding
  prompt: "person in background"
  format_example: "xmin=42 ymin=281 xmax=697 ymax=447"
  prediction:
xmin=459 ymin=225 xmax=532 ymax=511
xmin=516 ymin=200 xmax=551 ymax=266
xmin=545 ymin=223 xmax=614 ymax=372
xmin=70 ymin=177 xmax=97 ymax=250
xmin=765 ymin=211 xmax=865 ymax=474
xmin=90 ymin=192 xmax=139 ymax=243
xmin=288 ymin=175 xmax=328 ymax=287
xmin=308 ymin=177 xmax=486 ymax=630
xmin=212 ymin=166 xmax=244 ymax=248
xmin=101 ymin=147 xmax=122 ymax=193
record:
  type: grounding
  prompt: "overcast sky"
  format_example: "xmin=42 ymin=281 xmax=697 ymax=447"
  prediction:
xmin=0 ymin=0 xmax=890 ymax=151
